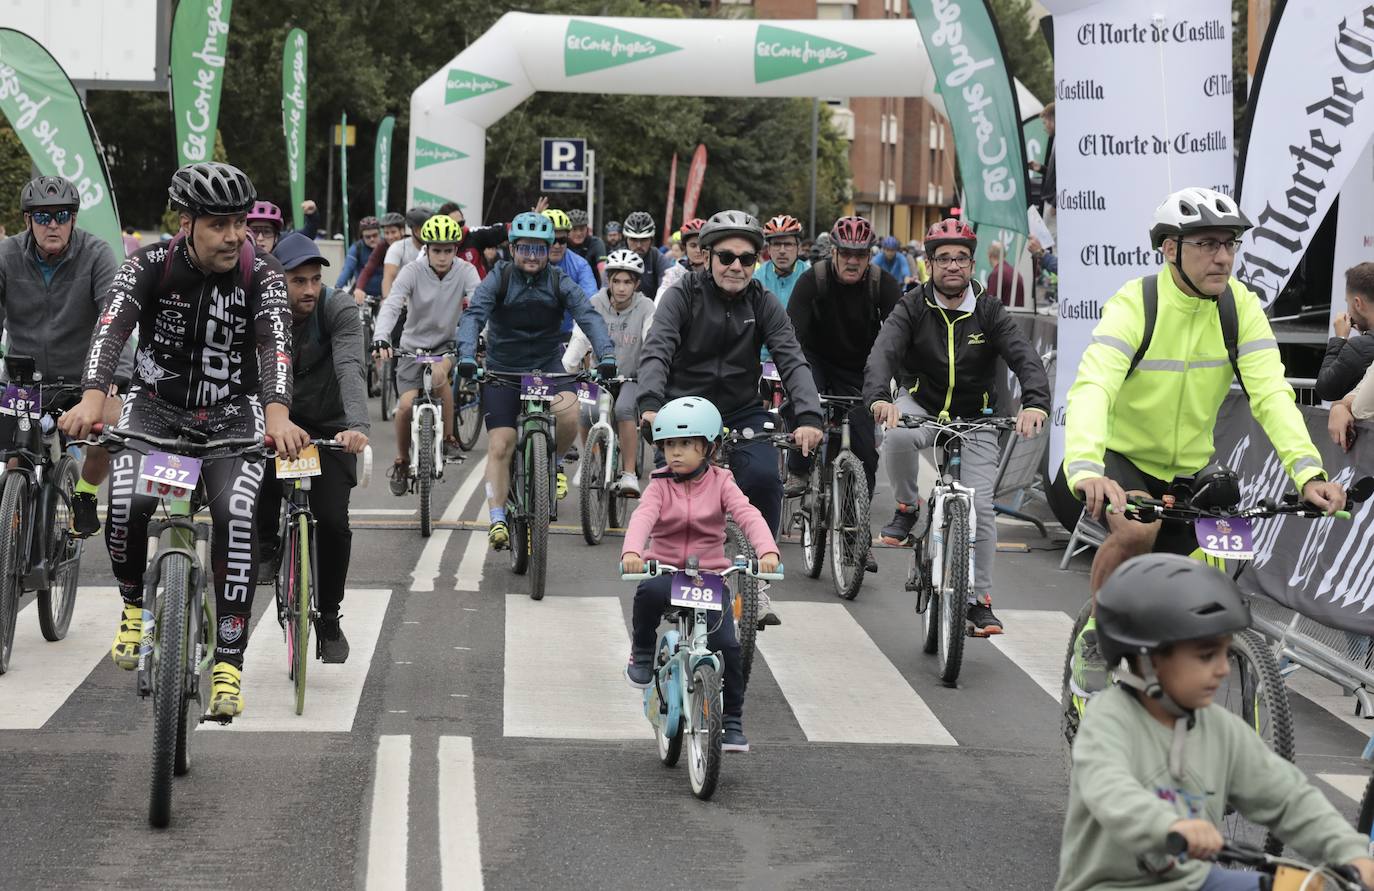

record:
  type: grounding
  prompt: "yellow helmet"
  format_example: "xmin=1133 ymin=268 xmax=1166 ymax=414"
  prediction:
xmin=542 ymin=208 xmax=572 ymax=232
xmin=420 ymin=214 xmax=462 ymax=245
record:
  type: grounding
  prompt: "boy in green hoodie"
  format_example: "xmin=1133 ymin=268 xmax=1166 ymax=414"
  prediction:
xmin=1056 ymin=554 xmax=1374 ymax=891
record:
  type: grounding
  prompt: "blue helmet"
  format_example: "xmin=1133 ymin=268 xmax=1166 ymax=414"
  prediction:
xmin=510 ymin=211 xmax=555 ymax=244
xmin=881 ymin=235 xmax=900 ymax=249
xmin=651 ymin=396 xmax=723 ymax=447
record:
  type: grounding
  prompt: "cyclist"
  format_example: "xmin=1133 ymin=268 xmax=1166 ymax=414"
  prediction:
xmin=256 ymin=233 xmax=369 ymax=663
xmin=753 ymin=214 xmax=809 ymax=309
xmin=566 ymin=208 xmax=607 ymax=284
xmin=561 ymin=248 xmax=655 ymax=495
xmin=621 ymin=396 xmax=781 ymax=753
xmin=378 ymin=206 xmax=432 ymax=299
xmin=353 ymin=211 xmax=408 ymax=305
xmin=334 ymin=216 xmax=382 ymax=304
xmin=437 ymin=201 xmax=506 ymax=278
xmin=622 ymin=211 xmax=673 ymax=300
xmin=59 ymin=162 xmax=310 ymax=718
xmin=373 ymin=215 xmax=482 ymax=492
xmin=543 ymin=208 xmax=598 ymax=299
xmin=456 ymin=212 xmax=615 ymax=549
xmin=1054 ymin=554 xmax=1374 ymax=891
xmin=655 ymin=218 xmax=706 ymax=298
xmin=1064 ymin=189 xmax=1343 ymax=694
xmin=0 ymin=174 xmax=123 ymax=535
xmin=864 ymin=218 xmax=1050 ymax=635
xmin=247 ymin=201 xmax=284 ymax=253
xmin=872 ymin=235 xmax=914 ymax=286
xmin=604 ymin=220 xmax=623 ymax=252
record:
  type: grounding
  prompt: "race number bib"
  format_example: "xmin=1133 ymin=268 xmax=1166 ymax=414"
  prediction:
xmin=415 ymin=354 xmax=446 ymax=364
xmin=521 ymin=375 xmax=554 ymax=400
xmin=761 ymin=362 xmax=781 ymax=382
xmin=138 ymin=451 xmax=202 ymax=499
xmin=275 ymin=444 xmax=322 ymax=479
xmin=576 ymin=381 xmax=599 ymax=406
xmin=0 ymin=385 xmax=40 ymax=419
xmin=669 ymin=571 xmax=724 ymax=611
xmin=1195 ymin=517 xmax=1254 ymax=560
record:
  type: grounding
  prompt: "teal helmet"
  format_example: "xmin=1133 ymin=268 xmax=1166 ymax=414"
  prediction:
xmin=652 ymin=396 xmax=723 ymax=449
xmin=510 ymin=211 xmax=555 ymax=245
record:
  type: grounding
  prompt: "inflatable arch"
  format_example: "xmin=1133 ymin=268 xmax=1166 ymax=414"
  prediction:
xmin=408 ymin=12 xmax=1043 ymax=223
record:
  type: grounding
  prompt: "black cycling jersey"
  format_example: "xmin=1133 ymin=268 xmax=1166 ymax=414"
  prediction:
xmin=83 ymin=237 xmax=293 ymax=409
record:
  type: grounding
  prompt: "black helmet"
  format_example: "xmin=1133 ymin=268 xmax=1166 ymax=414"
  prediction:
xmin=405 ymin=206 xmax=434 ymax=230
xmin=1096 ymin=554 xmax=1250 ymax=667
xmin=622 ymin=211 xmax=656 ymax=239
xmin=22 ymin=175 xmax=80 ymax=212
xmin=699 ymin=210 xmax=764 ymax=252
xmin=568 ymin=208 xmax=589 ymax=227
xmin=1191 ymin=463 xmax=1242 ymax=511
xmin=380 ymin=212 xmax=406 ymax=228
xmin=168 ymin=163 xmax=256 ymax=216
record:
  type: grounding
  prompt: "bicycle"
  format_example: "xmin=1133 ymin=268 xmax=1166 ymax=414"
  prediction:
xmin=793 ymin=394 xmax=872 ymax=601
xmin=267 ymin=438 xmax=373 ymax=715
xmin=1164 ymin=830 xmax=1370 ymax=890
xmin=620 ymin=555 xmax=784 ymax=801
xmin=451 ymin=337 xmax=485 ymax=453
xmin=899 ymin=414 xmax=1017 ymax=685
xmin=380 ymin=348 xmax=459 ymax=538
xmin=0 ymin=360 xmax=85 ymax=673
xmin=579 ymin=376 xmax=642 ymax=545
xmin=359 ymin=298 xmax=380 ymax=398
xmin=86 ymin=423 xmax=272 ymax=828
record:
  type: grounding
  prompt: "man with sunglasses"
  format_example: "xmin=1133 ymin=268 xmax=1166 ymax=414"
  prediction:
xmin=0 ymin=175 xmax=123 ymax=537
xmin=864 ymin=217 xmax=1050 ymax=637
xmin=544 ymin=208 xmax=598 ymax=300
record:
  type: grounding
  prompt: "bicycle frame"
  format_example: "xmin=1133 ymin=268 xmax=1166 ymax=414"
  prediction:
xmin=588 ymin=387 xmax=619 ymax=489
xmin=919 ymin=436 xmax=977 ymax=611
xmin=137 ymin=500 xmax=212 ymax=701
xmin=276 ymin=477 xmax=317 ymax=631
xmin=409 ymin=358 xmax=446 ymax=482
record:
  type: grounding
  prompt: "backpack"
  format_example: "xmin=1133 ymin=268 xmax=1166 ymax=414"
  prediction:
xmin=1126 ymin=274 xmax=1246 ymax=395
xmin=156 ymin=232 xmax=256 ymax=293
xmin=813 ymin=258 xmax=883 ymax=333
xmin=294 ymin=287 xmax=338 ymax=378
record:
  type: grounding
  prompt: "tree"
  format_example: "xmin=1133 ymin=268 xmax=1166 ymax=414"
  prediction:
xmin=984 ymin=0 xmax=1053 ymax=105
xmin=0 ymin=121 xmax=29 ymax=235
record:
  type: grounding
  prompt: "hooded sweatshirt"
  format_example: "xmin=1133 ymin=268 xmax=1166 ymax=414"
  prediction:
xmin=622 ymin=464 xmax=777 ymax=572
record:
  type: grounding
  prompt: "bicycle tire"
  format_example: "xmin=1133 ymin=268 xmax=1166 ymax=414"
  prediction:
xmin=381 ymin=358 xmax=397 ymax=420
xmin=1217 ymin=628 xmax=1292 ymax=856
xmin=528 ymin=431 xmax=550 ymax=601
xmin=150 ymin=553 xmax=192 ymax=828
xmin=1060 ymin=599 xmax=1094 ymax=751
xmin=937 ymin=498 xmax=970 ymax=685
xmin=800 ymin=461 xmax=826 ymax=579
xmin=417 ymin=410 xmax=435 ymax=538
xmin=656 ymin=643 xmax=683 ymax=767
xmin=292 ymin=513 xmax=311 ymax=715
xmin=917 ymin=539 xmax=940 ymax=655
xmin=726 ymin=520 xmax=759 ymax=687
xmin=0 ymin=473 xmax=28 ymax=674
xmin=174 ymin=582 xmax=205 ymax=778
xmin=687 ymin=663 xmax=723 ymax=801
xmin=579 ymin=427 xmax=611 ymax=545
xmin=39 ymin=456 xmax=81 ymax=641
xmin=1358 ymin=773 xmax=1374 ymax=838
xmin=508 ymin=457 xmax=529 ymax=576
xmin=830 ymin=451 xmax=870 ymax=601
xmin=456 ymin=379 xmax=483 ymax=451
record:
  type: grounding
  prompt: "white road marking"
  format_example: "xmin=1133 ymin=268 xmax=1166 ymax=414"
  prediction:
xmin=201 ymin=588 xmax=391 ymax=733
xmin=351 ymin=508 xmax=418 ymax=516
xmin=503 ymin=595 xmax=648 ymax=739
xmin=757 ymin=602 xmax=956 ymax=745
xmin=1286 ymin=669 xmax=1374 ymax=734
xmin=366 ymin=735 xmax=411 ymax=891
xmin=989 ymin=609 xmax=1076 ymax=703
xmin=411 ymin=457 xmax=487 ymax=592
xmin=1318 ymin=772 xmax=1369 ymax=804
xmin=0 ymin=587 xmax=120 ymax=730
xmin=439 ymin=735 xmax=484 ymax=890
xmin=453 ymin=531 xmax=487 ymax=592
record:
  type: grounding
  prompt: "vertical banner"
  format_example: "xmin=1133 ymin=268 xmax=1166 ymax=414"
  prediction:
xmin=339 ymin=110 xmax=349 ymax=241
xmin=0 ymin=29 xmax=124 ymax=260
xmin=281 ymin=28 xmax=308 ymax=231
xmin=663 ymin=152 xmax=678 ymax=246
xmin=680 ymin=143 xmax=708 ymax=222
xmin=374 ymin=114 xmax=395 ymax=218
xmin=170 ymin=0 xmax=233 ymax=168
xmin=1044 ymin=0 xmax=1233 ymax=479
xmin=1235 ymin=1 xmax=1374 ymax=309
xmin=1329 ymin=138 xmax=1374 ymax=333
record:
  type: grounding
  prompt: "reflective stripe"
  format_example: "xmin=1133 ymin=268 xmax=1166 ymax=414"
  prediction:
xmin=1136 ymin=359 xmax=1186 ymax=372
xmin=1293 ymin=456 xmax=1322 ymax=475
xmin=1067 ymin=460 xmax=1105 ymax=477
xmin=1188 ymin=359 xmax=1229 ymax=369
xmin=1092 ymin=334 xmax=1135 ymax=358
xmin=1237 ymin=338 xmax=1278 ymax=357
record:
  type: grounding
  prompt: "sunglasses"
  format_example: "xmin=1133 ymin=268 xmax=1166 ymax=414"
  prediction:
xmin=514 ymin=243 xmax=549 ymax=258
xmin=836 ymin=248 xmax=869 ymax=261
xmin=31 ymin=210 xmax=73 ymax=226
xmin=713 ymin=249 xmax=758 ymax=269
xmin=552 ymin=236 xmax=569 ymax=246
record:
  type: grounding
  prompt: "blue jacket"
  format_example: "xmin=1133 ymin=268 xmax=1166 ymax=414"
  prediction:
xmin=872 ymin=251 xmax=911 ymax=281
xmin=334 ymin=239 xmax=383 ymax=297
xmin=458 ymin=260 xmax=613 ymax=374
xmin=554 ymin=249 xmax=599 ymax=333
xmin=753 ymin=258 xmax=810 ymax=310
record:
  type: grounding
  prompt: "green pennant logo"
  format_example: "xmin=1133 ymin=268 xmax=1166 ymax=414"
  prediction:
xmin=445 ymin=68 xmax=510 ymax=104
xmin=414 ymin=136 xmax=467 ymax=170
xmin=564 ymin=19 xmax=681 ymax=76
xmin=753 ymin=25 xmax=874 ymax=83
xmin=412 ymin=186 xmax=461 ymax=209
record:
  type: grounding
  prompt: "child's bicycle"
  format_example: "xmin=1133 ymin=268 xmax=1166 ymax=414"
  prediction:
xmin=385 ymin=348 xmax=461 ymax=538
xmin=578 ymin=376 xmax=642 ymax=545
xmin=1165 ymin=830 xmax=1371 ymax=890
xmin=620 ymin=555 xmax=784 ymax=801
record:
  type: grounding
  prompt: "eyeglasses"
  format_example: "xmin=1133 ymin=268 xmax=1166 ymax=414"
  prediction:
xmin=713 ymin=249 xmax=758 ymax=269
xmin=514 ymin=243 xmax=549 ymax=258
xmin=836 ymin=248 xmax=869 ymax=261
xmin=553 ymin=236 xmax=569 ymax=246
xmin=31 ymin=210 xmax=73 ymax=226
xmin=931 ymin=255 xmax=974 ymax=268
xmin=1178 ymin=238 xmax=1243 ymax=257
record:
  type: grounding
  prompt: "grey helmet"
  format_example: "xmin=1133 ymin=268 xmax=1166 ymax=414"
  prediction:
xmin=380 ymin=212 xmax=406 ymax=228
xmin=622 ymin=211 xmax=656 ymax=239
xmin=405 ymin=206 xmax=435 ymax=230
xmin=22 ymin=175 xmax=80 ymax=212
xmin=568 ymin=208 xmax=589 ymax=227
xmin=699 ymin=210 xmax=764 ymax=252
xmin=168 ymin=163 xmax=256 ymax=217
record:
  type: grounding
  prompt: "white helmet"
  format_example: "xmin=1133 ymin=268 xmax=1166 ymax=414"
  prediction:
xmin=604 ymin=249 xmax=645 ymax=277
xmin=1149 ymin=187 xmax=1252 ymax=249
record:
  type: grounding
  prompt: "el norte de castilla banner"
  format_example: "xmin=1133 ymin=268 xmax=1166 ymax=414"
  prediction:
xmin=170 ymin=0 xmax=233 ymax=168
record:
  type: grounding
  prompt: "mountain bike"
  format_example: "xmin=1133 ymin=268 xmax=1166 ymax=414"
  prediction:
xmin=793 ymin=394 xmax=871 ymax=601
xmin=267 ymin=438 xmax=373 ymax=715
xmin=621 ymin=556 xmax=784 ymax=801
xmin=579 ymin=377 xmax=642 ymax=545
xmin=386 ymin=349 xmax=459 ymax=537
xmin=451 ymin=337 xmax=485 ymax=452
xmin=0 ymin=361 xmax=84 ymax=673
xmin=360 ymin=299 xmax=380 ymax=398
xmin=900 ymin=414 xmax=1016 ymax=685
xmin=1164 ymin=829 xmax=1369 ymax=890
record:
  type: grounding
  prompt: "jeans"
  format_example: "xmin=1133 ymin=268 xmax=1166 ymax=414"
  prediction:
xmin=630 ymin=575 xmax=744 ymax=719
xmin=720 ymin=406 xmax=784 ymax=537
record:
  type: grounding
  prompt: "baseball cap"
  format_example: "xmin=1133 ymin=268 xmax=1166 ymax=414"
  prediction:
xmin=273 ymin=231 xmax=331 ymax=270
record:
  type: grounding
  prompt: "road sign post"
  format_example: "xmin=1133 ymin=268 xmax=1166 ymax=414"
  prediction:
xmin=541 ymin=137 xmax=587 ymax=193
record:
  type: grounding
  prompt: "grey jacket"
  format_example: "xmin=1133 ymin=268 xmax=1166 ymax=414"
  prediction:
xmin=0 ymin=228 xmax=118 ymax=383
xmin=374 ymin=253 xmax=481 ymax=352
xmin=290 ymin=287 xmax=370 ymax=435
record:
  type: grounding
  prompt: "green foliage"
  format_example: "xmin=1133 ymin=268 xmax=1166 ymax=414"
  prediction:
xmin=984 ymin=0 xmax=1053 ymax=104
xmin=0 ymin=121 xmax=28 ymax=235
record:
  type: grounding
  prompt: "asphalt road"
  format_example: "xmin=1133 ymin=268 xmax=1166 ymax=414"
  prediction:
xmin=1 ymin=400 xmax=1371 ymax=890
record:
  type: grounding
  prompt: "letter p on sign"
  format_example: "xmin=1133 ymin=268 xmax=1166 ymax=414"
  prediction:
xmin=540 ymin=137 xmax=587 ymax=193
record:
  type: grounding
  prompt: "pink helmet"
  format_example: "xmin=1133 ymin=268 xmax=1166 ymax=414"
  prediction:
xmin=247 ymin=201 xmax=284 ymax=230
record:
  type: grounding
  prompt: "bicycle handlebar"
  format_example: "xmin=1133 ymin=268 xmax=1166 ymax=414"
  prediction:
xmin=1109 ymin=491 xmax=1356 ymax=523
xmin=620 ymin=558 xmax=785 ymax=582
xmin=896 ymin=414 xmax=1017 ymax=431
xmin=476 ymin=369 xmax=599 ymax=385
xmin=1164 ymin=832 xmax=1367 ymax=889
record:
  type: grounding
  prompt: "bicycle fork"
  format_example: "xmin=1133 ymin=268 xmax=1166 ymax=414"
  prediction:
xmin=137 ymin=520 xmax=210 ymax=701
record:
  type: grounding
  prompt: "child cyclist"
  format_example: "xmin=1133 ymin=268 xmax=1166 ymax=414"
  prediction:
xmin=1056 ymin=553 xmax=1374 ymax=891
xmin=620 ymin=396 xmax=780 ymax=754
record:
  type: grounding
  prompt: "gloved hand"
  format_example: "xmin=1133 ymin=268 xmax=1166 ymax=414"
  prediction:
xmin=457 ymin=357 xmax=479 ymax=380
xmin=596 ymin=356 xmax=618 ymax=382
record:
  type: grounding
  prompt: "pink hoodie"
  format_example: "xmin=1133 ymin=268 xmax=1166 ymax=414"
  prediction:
xmin=621 ymin=465 xmax=778 ymax=572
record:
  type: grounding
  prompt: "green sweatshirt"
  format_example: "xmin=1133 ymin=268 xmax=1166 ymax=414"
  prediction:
xmin=1055 ymin=686 xmax=1367 ymax=890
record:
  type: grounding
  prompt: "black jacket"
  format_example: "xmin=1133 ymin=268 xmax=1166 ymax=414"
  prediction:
xmin=638 ymin=269 xmax=823 ymax=428
xmin=1316 ymin=335 xmax=1374 ymax=402
xmin=290 ymin=287 xmax=370 ymax=436
xmin=787 ymin=261 xmax=903 ymax=374
xmin=863 ymin=280 xmax=1051 ymax=418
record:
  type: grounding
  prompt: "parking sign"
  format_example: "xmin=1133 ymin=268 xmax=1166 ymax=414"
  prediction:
xmin=541 ymin=137 xmax=587 ymax=193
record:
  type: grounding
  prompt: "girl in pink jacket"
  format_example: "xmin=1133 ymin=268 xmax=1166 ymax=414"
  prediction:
xmin=621 ymin=396 xmax=779 ymax=753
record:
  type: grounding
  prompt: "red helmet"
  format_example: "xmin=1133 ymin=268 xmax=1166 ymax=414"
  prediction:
xmin=247 ymin=201 xmax=284 ymax=230
xmin=830 ymin=216 xmax=874 ymax=250
xmin=763 ymin=214 xmax=803 ymax=240
xmin=924 ymin=218 xmax=977 ymax=253
xmin=679 ymin=217 xmax=705 ymax=239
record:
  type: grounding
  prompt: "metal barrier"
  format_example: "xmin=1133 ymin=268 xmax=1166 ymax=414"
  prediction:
xmin=1248 ymin=594 xmax=1374 ymax=718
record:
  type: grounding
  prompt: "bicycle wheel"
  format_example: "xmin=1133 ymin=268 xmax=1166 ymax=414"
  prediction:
xmin=381 ymin=358 xmax=396 ymax=420
xmin=1216 ymin=628 xmax=1292 ymax=855
xmin=686 ymin=663 xmax=723 ymax=801
xmin=655 ymin=645 xmax=683 ymax=767
xmin=527 ymin=430 xmax=551 ymax=601
xmin=39 ymin=456 xmax=82 ymax=641
xmin=291 ymin=514 xmax=311 ymax=715
xmin=579 ymin=427 xmax=611 ymax=545
xmin=417 ymin=410 xmax=435 ymax=538
xmin=508 ymin=457 xmax=529 ymax=576
xmin=936 ymin=498 xmax=970 ymax=685
xmin=1059 ymin=599 xmax=1094 ymax=751
xmin=1357 ymin=773 xmax=1374 ymax=838
xmin=150 ymin=554 xmax=192 ymax=828
xmin=829 ymin=452 xmax=871 ymax=601
xmin=800 ymin=461 xmax=826 ymax=579
xmin=726 ymin=520 xmax=759 ymax=687
xmin=0 ymin=473 xmax=28 ymax=674
xmin=915 ymin=538 xmax=940 ymax=655
xmin=456 ymin=379 xmax=483 ymax=451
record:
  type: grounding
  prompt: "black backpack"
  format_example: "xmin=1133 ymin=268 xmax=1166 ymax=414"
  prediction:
xmin=813 ymin=259 xmax=884 ymax=333
xmin=1126 ymin=274 xmax=1246 ymax=395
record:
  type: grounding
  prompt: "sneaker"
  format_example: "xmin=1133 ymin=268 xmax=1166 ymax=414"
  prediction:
xmin=111 ymin=603 xmax=142 ymax=670
xmin=488 ymin=520 xmax=510 ymax=551
xmin=757 ymin=586 xmax=781 ymax=628
xmin=556 ymin=471 xmax=569 ymax=500
xmin=966 ymin=599 xmax=1004 ymax=636
xmin=865 ymin=553 xmax=878 ymax=573
xmin=388 ymin=460 xmax=409 ymax=496
xmin=624 ymin=652 xmax=653 ymax=688
xmin=209 ymin=662 xmax=244 ymax=718
xmin=316 ymin=614 xmax=350 ymax=664
xmin=722 ymin=716 xmax=750 ymax=753
xmin=443 ymin=439 xmax=464 ymax=462
xmin=880 ymin=504 xmax=920 ymax=546
xmin=71 ymin=491 xmax=100 ymax=537
xmin=783 ymin=473 xmax=809 ymax=498
xmin=1071 ymin=616 xmax=1111 ymax=699
xmin=616 ymin=471 xmax=641 ymax=497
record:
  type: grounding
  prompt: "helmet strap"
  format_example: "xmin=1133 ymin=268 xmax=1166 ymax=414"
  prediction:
xmin=1114 ymin=656 xmax=1196 ymax=780
xmin=1169 ymin=239 xmax=1217 ymax=300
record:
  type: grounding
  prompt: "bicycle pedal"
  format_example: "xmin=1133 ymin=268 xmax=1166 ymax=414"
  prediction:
xmin=198 ymin=712 xmax=234 ymax=725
